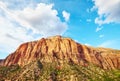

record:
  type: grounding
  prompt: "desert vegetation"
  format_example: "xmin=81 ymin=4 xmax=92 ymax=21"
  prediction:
xmin=0 ymin=60 xmax=120 ymax=81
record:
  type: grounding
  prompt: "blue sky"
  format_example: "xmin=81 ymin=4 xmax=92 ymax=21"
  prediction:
xmin=0 ymin=0 xmax=120 ymax=59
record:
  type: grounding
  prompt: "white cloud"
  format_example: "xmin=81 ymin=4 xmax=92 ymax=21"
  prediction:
xmin=86 ymin=8 xmax=90 ymax=13
xmin=90 ymin=5 xmax=97 ymax=12
xmin=86 ymin=19 xmax=92 ymax=22
xmin=74 ymin=40 xmax=79 ymax=43
xmin=0 ymin=1 xmax=68 ymax=58
xmin=99 ymin=41 xmax=114 ymax=47
xmin=92 ymin=0 xmax=120 ymax=25
xmin=0 ymin=2 xmax=67 ymax=36
xmin=85 ymin=43 xmax=91 ymax=46
xmin=96 ymin=26 xmax=103 ymax=32
xmin=62 ymin=10 xmax=70 ymax=22
xmin=0 ymin=17 xmax=35 ymax=53
xmin=99 ymin=40 xmax=120 ymax=49
xmin=99 ymin=35 xmax=104 ymax=38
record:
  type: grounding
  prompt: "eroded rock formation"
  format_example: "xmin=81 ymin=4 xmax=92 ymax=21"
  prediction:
xmin=2 ymin=36 xmax=120 ymax=69
xmin=0 ymin=59 xmax=3 ymax=66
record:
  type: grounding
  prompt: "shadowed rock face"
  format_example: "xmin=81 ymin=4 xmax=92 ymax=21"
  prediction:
xmin=0 ymin=59 xmax=3 ymax=66
xmin=2 ymin=36 xmax=120 ymax=69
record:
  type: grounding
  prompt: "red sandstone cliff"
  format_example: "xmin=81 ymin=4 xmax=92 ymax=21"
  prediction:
xmin=0 ymin=59 xmax=3 ymax=66
xmin=2 ymin=36 xmax=120 ymax=69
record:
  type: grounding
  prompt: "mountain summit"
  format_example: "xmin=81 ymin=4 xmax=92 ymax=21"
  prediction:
xmin=1 ymin=36 xmax=120 ymax=69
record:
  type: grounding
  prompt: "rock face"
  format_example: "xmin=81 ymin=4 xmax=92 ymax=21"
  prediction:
xmin=2 ymin=36 xmax=120 ymax=69
xmin=0 ymin=59 xmax=3 ymax=66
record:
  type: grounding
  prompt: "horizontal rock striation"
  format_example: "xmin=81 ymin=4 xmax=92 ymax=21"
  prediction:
xmin=2 ymin=36 xmax=120 ymax=69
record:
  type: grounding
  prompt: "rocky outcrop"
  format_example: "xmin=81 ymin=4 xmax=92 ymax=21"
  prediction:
xmin=2 ymin=36 xmax=120 ymax=69
xmin=0 ymin=59 xmax=3 ymax=66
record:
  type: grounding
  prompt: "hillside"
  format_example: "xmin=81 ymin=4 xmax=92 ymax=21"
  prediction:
xmin=0 ymin=36 xmax=120 ymax=81
xmin=2 ymin=36 xmax=120 ymax=69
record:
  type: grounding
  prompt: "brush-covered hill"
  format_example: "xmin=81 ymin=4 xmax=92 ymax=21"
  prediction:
xmin=0 ymin=36 xmax=120 ymax=81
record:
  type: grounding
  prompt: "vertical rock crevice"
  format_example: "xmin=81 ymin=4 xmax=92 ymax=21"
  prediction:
xmin=2 ymin=36 xmax=120 ymax=69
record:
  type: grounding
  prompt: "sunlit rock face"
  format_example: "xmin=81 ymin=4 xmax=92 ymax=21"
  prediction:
xmin=2 ymin=36 xmax=120 ymax=69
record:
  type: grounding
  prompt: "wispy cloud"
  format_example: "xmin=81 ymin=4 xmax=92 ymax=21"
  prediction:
xmin=62 ymin=10 xmax=70 ymax=22
xmin=86 ymin=8 xmax=90 ymax=13
xmin=86 ymin=19 xmax=92 ymax=22
xmin=96 ymin=26 xmax=103 ymax=32
xmin=99 ymin=35 xmax=104 ymax=38
xmin=99 ymin=40 xmax=120 ymax=49
xmin=99 ymin=40 xmax=114 ymax=48
xmin=85 ymin=43 xmax=91 ymax=46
